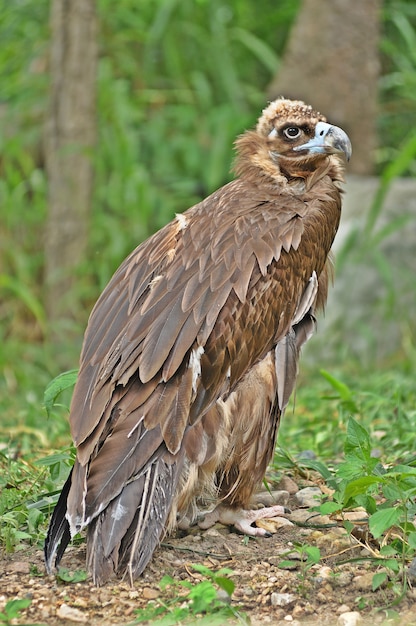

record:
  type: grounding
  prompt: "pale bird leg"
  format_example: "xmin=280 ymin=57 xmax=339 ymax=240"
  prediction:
xmin=198 ymin=504 xmax=289 ymax=537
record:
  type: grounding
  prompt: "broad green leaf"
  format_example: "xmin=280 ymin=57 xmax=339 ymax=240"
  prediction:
xmin=343 ymin=475 xmax=383 ymax=501
xmin=298 ymin=459 xmax=333 ymax=480
xmin=56 ymin=567 xmax=87 ymax=583
xmin=379 ymin=544 xmax=398 ymax=556
xmin=382 ymin=483 xmax=406 ymax=501
xmin=278 ymin=560 xmax=298 ymax=569
xmin=36 ymin=450 xmax=74 ymax=467
xmin=319 ymin=501 xmax=341 ymax=515
xmin=43 ymin=370 xmax=78 ymax=418
xmin=372 ymin=571 xmax=387 ymax=591
xmin=343 ymin=520 xmax=354 ymax=534
xmin=304 ymin=546 xmax=320 ymax=564
xmin=1 ymin=597 xmax=31 ymax=619
xmin=191 ymin=563 xmax=214 ymax=577
xmin=215 ymin=576 xmax=235 ymax=596
xmin=344 ymin=418 xmax=371 ymax=461
xmin=388 ymin=465 xmax=416 ymax=476
xmin=369 ymin=507 xmax=401 ymax=539
xmin=379 ymin=558 xmax=400 ymax=573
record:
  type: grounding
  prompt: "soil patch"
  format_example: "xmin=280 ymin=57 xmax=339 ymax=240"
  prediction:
xmin=1 ymin=484 xmax=416 ymax=625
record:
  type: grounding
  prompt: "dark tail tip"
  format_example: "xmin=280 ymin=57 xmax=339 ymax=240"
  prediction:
xmin=44 ymin=469 xmax=73 ymax=573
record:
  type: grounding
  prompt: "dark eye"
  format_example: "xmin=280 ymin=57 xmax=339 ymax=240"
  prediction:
xmin=283 ymin=126 xmax=301 ymax=139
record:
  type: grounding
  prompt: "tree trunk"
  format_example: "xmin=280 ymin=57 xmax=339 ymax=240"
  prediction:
xmin=44 ymin=0 xmax=97 ymax=324
xmin=268 ymin=0 xmax=380 ymax=175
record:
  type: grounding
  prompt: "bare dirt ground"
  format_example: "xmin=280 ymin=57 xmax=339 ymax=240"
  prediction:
xmin=2 ymin=476 xmax=416 ymax=626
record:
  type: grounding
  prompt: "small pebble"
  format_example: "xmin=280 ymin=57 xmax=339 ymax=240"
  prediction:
xmin=297 ymin=450 xmax=316 ymax=460
xmin=216 ymin=589 xmax=231 ymax=604
xmin=276 ymin=476 xmax=299 ymax=494
xmin=256 ymin=517 xmax=294 ymax=533
xmin=338 ymin=611 xmax=361 ymax=626
xmin=57 ymin=603 xmax=87 ymax=623
xmin=288 ymin=509 xmax=330 ymax=525
xmin=353 ymin=571 xmax=375 ymax=591
xmin=295 ymin=487 xmax=323 ymax=507
xmin=252 ymin=490 xmax=290 ymax=506
xmin=142 ymin=587 xmax=159 ymax=600
xmin=203 ymin=528 xmax=221 ymax=537
xmin=317 ymin=565 xmax=332 ymax=579
xmin=332 ymin=570 xmax=353 ymax=587
xmin=270 ymin=592 xmax=296 ymax=607
xmin=292 ymin=604 xmax=304 ymax=618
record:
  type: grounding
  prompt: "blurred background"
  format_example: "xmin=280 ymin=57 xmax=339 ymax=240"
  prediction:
xmin=1 ymin=0 xmax=415 ymax=448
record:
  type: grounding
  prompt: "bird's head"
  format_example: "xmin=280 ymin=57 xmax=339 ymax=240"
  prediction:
xmin=234 ymin=98 xmax=351 ymax=190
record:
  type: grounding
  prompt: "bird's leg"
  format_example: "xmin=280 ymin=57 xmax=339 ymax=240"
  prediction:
xmin=198 ymin=503 xmax=289 ymax=537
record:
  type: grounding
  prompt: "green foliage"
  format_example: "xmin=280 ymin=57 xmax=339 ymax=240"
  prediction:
xmin=55 ymin=567 xmax=88 ymax=583
xmin=0 ymin=598 xmax=31 ymax=625
xmin=43 ymin=370 xmax=78 ymax=418
xmin=0 ymin=0 xmax=301 ymax=347
xmin=380 ymin=0 xmax=416 ymax=174
xmin=131 ymin=565 xmax=248 ymax=625
xmin=0 ymin=445 xmax=73 ymax=552
xmin=2 ymin=0 xmax=415 ymax=342
xmin=277 ymin=368 xmax=416 ymax=602
xmin=278 ymin=542 xmax=322 ymax=598
xmin=320 ymin=415 xmax=416 ymax=597
xmin=0 ymin=597 xmax=45 ymax=626
xmin=279 ymin=543 xmax=321 ymax=575
xmin=279 ymin=367 xmax=416 ymax=462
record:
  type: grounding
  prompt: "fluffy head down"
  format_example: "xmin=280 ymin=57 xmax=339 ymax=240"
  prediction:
xmin=256 ymin=98 xmax=326 ymax=137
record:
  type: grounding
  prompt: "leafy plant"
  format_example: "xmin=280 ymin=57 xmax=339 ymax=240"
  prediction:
xmin=43 ymin=369 xmax=78 ymax=418
xmin=0 ymin=597 xmax=45 ymax=626
xmin=279 ymin=543 xmax=321 ymax=595
xmin=131 ymin=564 xmax=248 ymax=625
xmin=56 ymin=567 xmax=88 ymax=583
xmin=316 ymin=417 xmax=416 ymax=599
xmin=0 ymin=443 xmax=74 ymax=552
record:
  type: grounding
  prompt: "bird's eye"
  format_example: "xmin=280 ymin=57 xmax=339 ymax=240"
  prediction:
xmin=283 ymin=126 xmax=301 ymax=140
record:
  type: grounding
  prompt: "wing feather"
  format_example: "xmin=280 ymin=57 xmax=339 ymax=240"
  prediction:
xmin=139 ymin=298 xmax=191 ymax=383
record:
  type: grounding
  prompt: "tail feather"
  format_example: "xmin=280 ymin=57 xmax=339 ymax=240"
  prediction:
xmin=87 ymin=455 xmax=180 ymax=585
xmin=44 ymin=469 xmax=73 ymax=573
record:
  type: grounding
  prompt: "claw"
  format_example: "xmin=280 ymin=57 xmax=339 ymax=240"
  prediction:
xmin=199 ymin=504 xmax=289 ymax=536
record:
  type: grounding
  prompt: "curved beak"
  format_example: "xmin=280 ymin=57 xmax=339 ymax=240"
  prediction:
xmin=294 ymin=121 xmax=352 ymax=161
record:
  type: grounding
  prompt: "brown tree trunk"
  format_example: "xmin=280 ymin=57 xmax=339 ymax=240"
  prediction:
xmin=44 ymin=0 xmax=98 ymax=324
xmin=268 ymin=0 xmax=380 ymax=175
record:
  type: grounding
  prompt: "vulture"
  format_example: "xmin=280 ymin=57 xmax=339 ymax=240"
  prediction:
xmin=45 ymin=98 xmax=351 ymax=585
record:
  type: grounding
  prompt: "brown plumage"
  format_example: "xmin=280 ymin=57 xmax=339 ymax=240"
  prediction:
xmin=45 ymin=98 xmax=351 ymax=585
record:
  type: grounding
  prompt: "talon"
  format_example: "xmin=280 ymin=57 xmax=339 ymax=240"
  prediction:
xmin=199 ymin=504 xmax=289 ymax=537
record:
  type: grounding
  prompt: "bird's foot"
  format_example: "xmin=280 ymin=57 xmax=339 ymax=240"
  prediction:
xmin=198 ymin=504 xmax=290 ymax=537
